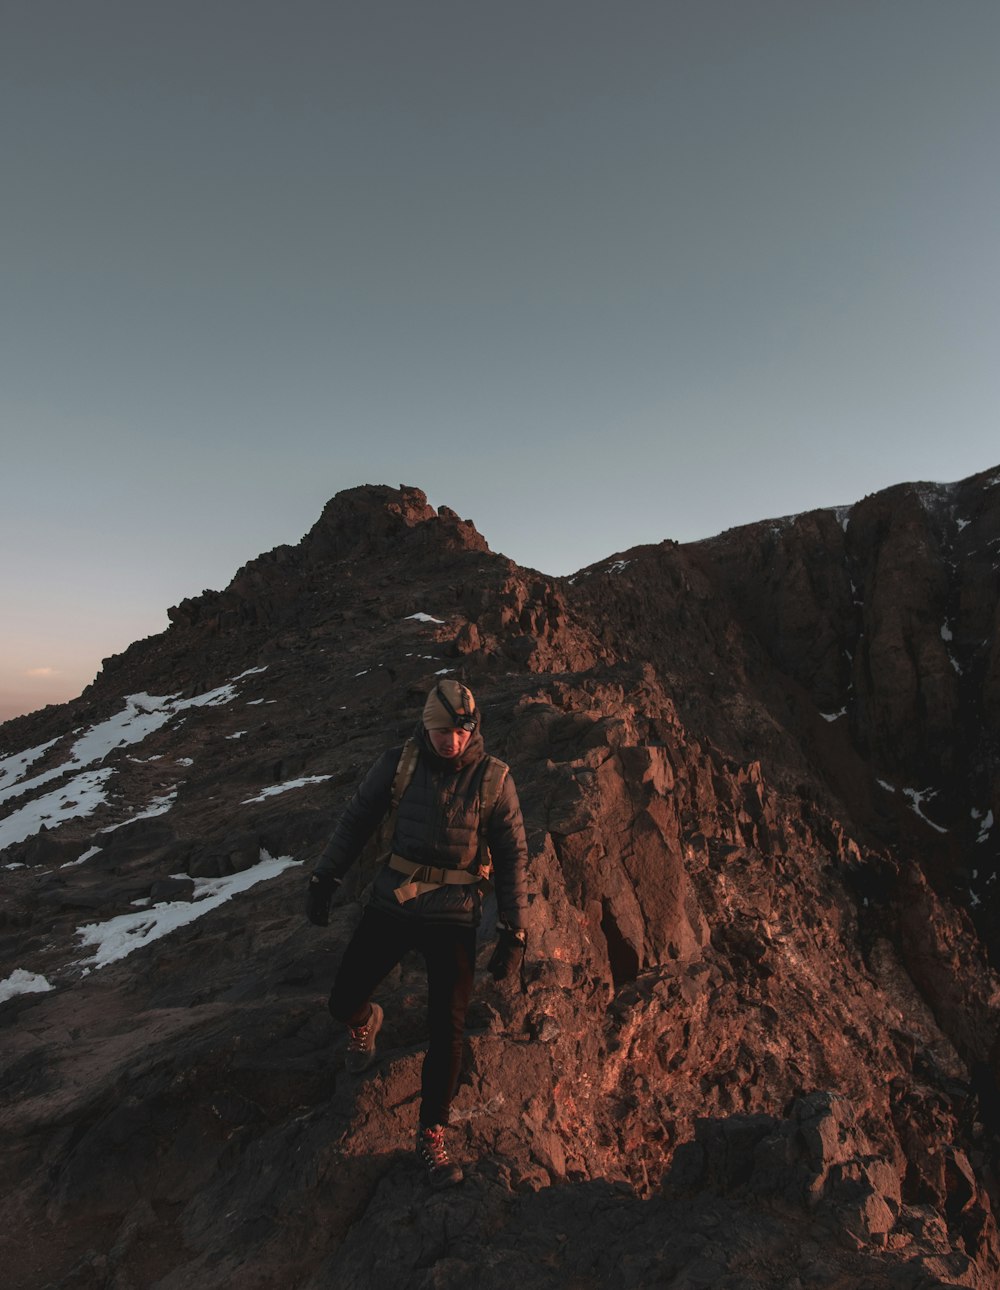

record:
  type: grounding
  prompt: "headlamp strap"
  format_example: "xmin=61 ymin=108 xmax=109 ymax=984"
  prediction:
xmin=435 ymin=683 xmax=474 ymax=729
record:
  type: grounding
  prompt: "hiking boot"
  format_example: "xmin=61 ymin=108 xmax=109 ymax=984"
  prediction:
xmin=416 ymin=1123 xmax=464 ymax=1188
xmin=345 ymin=1003 xmax=383 ymax=1074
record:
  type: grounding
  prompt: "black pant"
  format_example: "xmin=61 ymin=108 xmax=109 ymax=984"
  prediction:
xmin=328 ymin=905 xmax=477 ymax=1127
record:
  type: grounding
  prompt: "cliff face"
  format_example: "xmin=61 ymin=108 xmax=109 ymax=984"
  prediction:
xmin=1 ymin=473 xmax=999 ymax=1290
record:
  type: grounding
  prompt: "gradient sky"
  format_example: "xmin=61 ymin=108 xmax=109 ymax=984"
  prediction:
xmin=2 ymin=1 xmax=999 ymax=723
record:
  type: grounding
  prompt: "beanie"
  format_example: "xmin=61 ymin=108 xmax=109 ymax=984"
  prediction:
xmin=422 ymin=679 xmax=477 ymax=730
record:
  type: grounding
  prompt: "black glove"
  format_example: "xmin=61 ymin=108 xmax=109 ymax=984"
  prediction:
xmin=306 ymin=872 xmax=338 ymax=926
xmin=487 ymin=925 xmax=526 ymax=982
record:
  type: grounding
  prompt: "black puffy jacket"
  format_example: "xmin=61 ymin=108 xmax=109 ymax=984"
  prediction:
xmin=314 ymin=725 xmax=528 ymax=927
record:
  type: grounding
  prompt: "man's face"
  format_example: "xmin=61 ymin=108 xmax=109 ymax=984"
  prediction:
xmin=427 ymin=725 xmax=473 ymax=760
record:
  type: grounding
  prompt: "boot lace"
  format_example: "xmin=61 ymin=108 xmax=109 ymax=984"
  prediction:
xmin=348 ymin=1013 xmax=374 ymax=1051
xmin=419 ymin=1125 xmax=450 ymax=1169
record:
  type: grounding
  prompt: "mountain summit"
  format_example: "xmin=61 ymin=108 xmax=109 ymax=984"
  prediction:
xmin=2 ymin=471 xmax=1000 ymax=1288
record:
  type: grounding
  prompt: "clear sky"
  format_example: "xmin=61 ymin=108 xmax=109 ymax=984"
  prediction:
xmin=2 ymin=1 xmax=998 ymax=723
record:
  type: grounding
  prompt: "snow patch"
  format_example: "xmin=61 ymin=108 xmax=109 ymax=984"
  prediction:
xmin=901 ymin=787 xmax=949 ymax=835
xmin=405 ymin=613 xmax=445 ymax=624
xmin=242 ymin=775 xmax=333 ymax=805
xmin=99 ymin=791 xmax=178 ymax=832
xmin=75 ymin=850 xmax=301 ymax=968
xmin=0 ymin=768 xmax=115 ymax=849
xmin=820 ymin=709 xmax=846 ymax=723
xmin=0 ymin=969 xmax=54 ymax=1004
xmin=0 ymin=759 xmax=82 ymax=809
xmin=68 ymin=694 xmax=177 ymax=767
xmin=977 ymin=811 xmax=994 ymax=844
xmin=2 ymin=687 xmax=240 ymax=806
xmin=0 ymin=738 xmax=60 ymax=792
xmin=915 ymin=482 xmax=959 ymax=512
xmin=61 ymin=845 xmax=103 ymax=869
xmin=1 ymin=674 xmax=258 ymax=847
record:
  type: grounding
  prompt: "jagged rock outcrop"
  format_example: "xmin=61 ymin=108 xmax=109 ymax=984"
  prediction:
xmin=2 ymin=473 xmax=999 ymax=1289
xmin=569 ymin=468 xmax=1000 ymax=958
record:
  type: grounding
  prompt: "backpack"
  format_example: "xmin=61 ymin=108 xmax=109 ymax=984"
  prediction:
xmin=383 ymin=737 xmax=510 ymax=879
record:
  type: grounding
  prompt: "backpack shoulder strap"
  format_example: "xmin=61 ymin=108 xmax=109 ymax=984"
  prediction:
xmin=479 ymin=756 xmax=509 ymax=818
xmin=476 ymin=756 xmax=510 ymax=878
xmin=378 ymin=738 xmax=420 ymax=853
xmin=390 ymin=737 xmax=420 ymax=810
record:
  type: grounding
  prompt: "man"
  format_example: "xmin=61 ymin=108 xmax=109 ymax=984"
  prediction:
xmin=306 ymin=679 xmax=528 ymax=1188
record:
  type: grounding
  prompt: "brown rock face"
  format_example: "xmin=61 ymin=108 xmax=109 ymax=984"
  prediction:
xmin=2 ymin=474 xmax=1000 ymax=1289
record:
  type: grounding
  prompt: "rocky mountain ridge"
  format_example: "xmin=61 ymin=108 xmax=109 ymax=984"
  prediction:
xmin=2 ymin=470 xmax=999 ymax=1289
